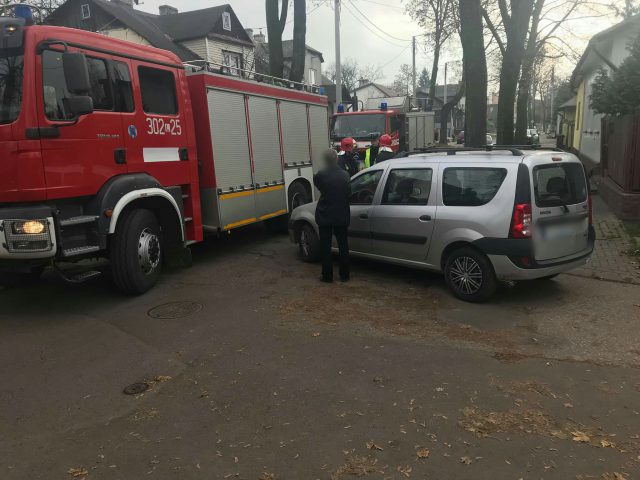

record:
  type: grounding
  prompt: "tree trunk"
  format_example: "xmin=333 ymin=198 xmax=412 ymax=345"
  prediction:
xmin=515 ymin=0 xmax=544 ymax=144
xmin=266 ymin=0 xmax=288 ymax=79
xmin=439 ymin=75 xmax=466 ymax=146
xmin=496 ymin=0 xmax=535 ymax=145
xmin=459 ymin=0 xmax=487 ymax=147
xmin=289 ymin=0 xmax=306 ymax=83
xmin=429 ymin=38 xmax=440 ymax=106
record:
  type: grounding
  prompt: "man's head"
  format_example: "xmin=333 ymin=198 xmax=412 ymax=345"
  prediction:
xmin=323 ymin=148 xmax=338 ymax=167
xmin=371 ymin=138 xmax=379 ymax=147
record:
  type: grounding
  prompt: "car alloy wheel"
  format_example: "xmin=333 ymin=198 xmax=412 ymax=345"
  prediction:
xmin=449 ymin=256 xmax=483 ymax=295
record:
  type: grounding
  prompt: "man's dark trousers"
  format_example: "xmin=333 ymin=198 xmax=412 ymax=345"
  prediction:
xmin=319 ymin=225 xmax=349 ymax=281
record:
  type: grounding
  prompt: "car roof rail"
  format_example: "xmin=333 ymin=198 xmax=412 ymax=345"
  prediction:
xmin=492 ymin=144 xmax=565 ymax=152
xmin=412 ymin=146 xmax=525 ymax=156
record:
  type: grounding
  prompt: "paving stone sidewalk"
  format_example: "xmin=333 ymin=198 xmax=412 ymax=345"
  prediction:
xmin=571 ymin=194 xmax=640 ymax=284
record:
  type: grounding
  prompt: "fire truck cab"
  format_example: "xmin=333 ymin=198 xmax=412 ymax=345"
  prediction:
xmin=0 ymin=16 xmax=328 ymax=294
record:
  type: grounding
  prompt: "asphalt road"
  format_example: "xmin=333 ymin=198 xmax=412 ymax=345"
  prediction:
xmin=1 ymin=226 xmax=639 ymax=479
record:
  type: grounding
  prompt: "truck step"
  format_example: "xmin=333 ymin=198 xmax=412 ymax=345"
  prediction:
xmin=184 ymin=217 xmax=193 ymax=223
xmin=62 ymin=245 xmax=100 ymax=257
xmin=55 ymin=267 xmax=102 ymax=284
xmin=60 ymin=215 xmax=99 ymax=227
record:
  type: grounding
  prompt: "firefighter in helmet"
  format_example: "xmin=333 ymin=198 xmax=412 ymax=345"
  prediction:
xmin=375 ymin=134 xmax=395 ymax=163
xmin=338 ymin=137 xmax=359 ymax=177
xmin=364 ymin=137 xmax=379 ymax=169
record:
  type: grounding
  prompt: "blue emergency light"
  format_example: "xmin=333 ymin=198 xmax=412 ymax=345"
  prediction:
xmin=14 ymin=4 xmax=33 ymax=24
xmin=337 ymin=104 xmax=345 ymax=113
xmin=319 ymin=87 xmax=325 ymax=95
xmin=380 ymin=102 xmax=388 ymax=111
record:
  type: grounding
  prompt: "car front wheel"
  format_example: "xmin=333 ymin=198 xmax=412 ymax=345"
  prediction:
xmin=444 ymin=247 xmax=497 ymax=302
xmin=299 ymin=223 xmax=320 ymax=262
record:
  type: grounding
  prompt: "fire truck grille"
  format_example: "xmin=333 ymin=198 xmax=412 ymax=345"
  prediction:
xmin=4 ymin=220 xmax=53 ymax=253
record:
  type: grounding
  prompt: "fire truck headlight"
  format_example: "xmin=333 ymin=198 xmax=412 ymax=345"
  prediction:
xmin=13 ymin=220 xmax=46 ymax=235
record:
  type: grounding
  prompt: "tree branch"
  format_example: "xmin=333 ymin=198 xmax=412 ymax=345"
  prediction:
xmin=481 ymin=7 xmax=506 ymax=56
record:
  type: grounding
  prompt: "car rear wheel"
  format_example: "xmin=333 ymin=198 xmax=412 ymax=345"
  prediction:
xmin=444 ymin=247 xmax=497 ymax=302
xmin=299 ymin=223 xmax=320 ymax=262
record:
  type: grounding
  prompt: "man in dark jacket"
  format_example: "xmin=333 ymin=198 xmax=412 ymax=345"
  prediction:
xmin=314 ymin=149 xmax=352 ymax=283
xmin=375 ymin=134 xmax=395 ymax=163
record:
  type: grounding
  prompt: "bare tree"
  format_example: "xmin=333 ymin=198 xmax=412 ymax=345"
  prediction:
xmin=289 ymin=0 xmax=306 ymax=83
xmin=405 ymin=0 xmax=458 ymax=101
xmin=482 ymin=0 xmax=535 ymax=145
xmin=0 ymin=0 xmax=65 ymax=23
xmin=459 ymin=0 xmax=487 ymax=147
xmin=326 ymin=60 xmax=382 ymax=92
xmin=392 ymin=64 xmax=414 ymax=95
xmin=266 ymin=0 xmax=288 ymax=78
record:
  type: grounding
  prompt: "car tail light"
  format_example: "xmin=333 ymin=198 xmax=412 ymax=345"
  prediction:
xmin=510 ymin=203 xmax=532 ymax=238
xmin=588 ymin=194 xmax=593 ymax=226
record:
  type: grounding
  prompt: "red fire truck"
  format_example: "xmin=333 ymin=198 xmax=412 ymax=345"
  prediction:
xmin=330 ymin=96 xmax=434 ymax=154
xmin=0 ymin=16 xmax=328 ymax=293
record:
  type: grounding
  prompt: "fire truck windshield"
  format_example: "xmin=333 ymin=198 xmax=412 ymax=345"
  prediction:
xmin=0 ymin=48 xmax=23 ymax=125
xmin=331 ymin=113 xmax=385 ymax=141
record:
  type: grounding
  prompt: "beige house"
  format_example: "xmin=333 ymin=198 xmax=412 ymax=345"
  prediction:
xmin=47 ymin=0 xmax=255 ymax=75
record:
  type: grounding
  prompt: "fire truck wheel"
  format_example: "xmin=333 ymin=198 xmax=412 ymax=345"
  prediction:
xmin=299 ymin=223 xmax=320 ymax=262
xmin=111 ymin=209 xmax=162 ymax=295
xmin=289 ymin=182 xmax=310 ymax=212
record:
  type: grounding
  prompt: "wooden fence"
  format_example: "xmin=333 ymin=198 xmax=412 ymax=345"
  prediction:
xmin=601 ymin=114 xmax=640 ymax=193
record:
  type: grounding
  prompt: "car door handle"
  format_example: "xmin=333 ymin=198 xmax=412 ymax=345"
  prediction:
xmin=359 ymin=213 xmax=369 ymax=220
xmin=419 ymin=215 xmax=432 ymax=222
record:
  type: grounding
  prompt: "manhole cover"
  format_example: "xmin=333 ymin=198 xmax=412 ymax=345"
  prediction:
xmin=123 ymin=382 xmax=149 ymax=395
xmin=147 ymin=301 xmax=203 ymax=319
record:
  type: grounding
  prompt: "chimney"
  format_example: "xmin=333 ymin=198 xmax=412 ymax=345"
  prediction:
xmin=112 ymin=0 xmax=135 ymax=7
xmin=358 ymin=78 xmax=369 ymax=87
xmin=253 ymin=31 xmax=266 ymax=43
xmin=159 ymin=4 xmax=178 ymax=15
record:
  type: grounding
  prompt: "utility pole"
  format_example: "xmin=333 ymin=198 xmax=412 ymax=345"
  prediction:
xmin=444 ymin=62 xmax=448 ymax=139
xmin=550 ymin=65 xmax=556 ymax=134
xmin=334 ymin=0 xmax=342 ymax=111
xmin=412 ymin=36 xmax=416 ymax=106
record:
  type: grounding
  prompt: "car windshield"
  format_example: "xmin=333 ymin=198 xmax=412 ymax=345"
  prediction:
xmin=0 ymin=47 xmax=24 ymax=124
xmin=331 ymin=114 xmax=385 ymax=140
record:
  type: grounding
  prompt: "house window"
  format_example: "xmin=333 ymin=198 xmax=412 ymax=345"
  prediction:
xmin=222 ymin=51 xmax=242 ymax=76
xmin=81 ymin=4 xmax=91 ymax=19
xmin=308 ymin=68 xmax=317 ymax=85
xmin=138 ymin=66 xmax=178 ymax=115
xmin=222 ymin=11 xmax=231 ymax=31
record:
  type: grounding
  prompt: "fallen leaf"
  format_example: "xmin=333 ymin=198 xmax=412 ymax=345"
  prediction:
xmin=311 ymin=332 xmax=320 ymax=337
xmin=366 ymin=441 xmax=384 ymax=451
xmin=460 ymin=456 xmax=473 ymax=465
xmin=397 ymin=465 xmax=412 ymax=477
xmin=258 ymin=473 xmax=275 ymax=480
xmin=67 ymin=468 xmax=88 ymax=478
xmin=564 ymin=403 xmax=574 ymax=408
xmin=153 ymin=375 xmax=172 ymax=383
xmin=416 ymin=447 xmax=430 ymax=458
xmin=572 ymin=431 xmax=591 ymax=443
xmin=600 ymin=439 xmax=615 ymax=448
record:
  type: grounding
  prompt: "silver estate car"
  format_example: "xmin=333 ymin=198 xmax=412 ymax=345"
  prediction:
xmin=289 ymin=147 xmax=595 ymax=302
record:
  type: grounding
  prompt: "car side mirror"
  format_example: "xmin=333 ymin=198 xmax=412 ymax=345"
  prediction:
xmin=62 ymin=52 xmax=91 ymax=94
xmin=64 ymin=95 xmax=94 ymax=117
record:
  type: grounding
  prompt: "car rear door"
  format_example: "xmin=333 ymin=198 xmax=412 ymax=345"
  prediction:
xmin=527 ymin=155 xmax=590 ymax=261
xmin=369 ymin=166 xmax=437 ymax=262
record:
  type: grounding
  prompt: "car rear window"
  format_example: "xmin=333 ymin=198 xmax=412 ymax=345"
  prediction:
xmin=442 ymin=167 xmax=507 ymax=206
xmin=533 ymin=163 xmax=587 ymax=207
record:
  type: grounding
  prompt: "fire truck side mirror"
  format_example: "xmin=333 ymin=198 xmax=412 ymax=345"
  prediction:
xmin=62 ymin=52 xmax=91 ymax=95
xmin=64 ymin=96 xmax=94 ymax=117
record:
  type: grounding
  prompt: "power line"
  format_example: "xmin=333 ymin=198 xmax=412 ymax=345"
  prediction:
xmin=345 ymin=0 xmax=412 ymax=42
xmin=375 ymin=43 xmax=412 ymax=72
xmin=354 ymin=0 xmax=404 ymax=10
xmin=341 ymin=0 xmax=410 ymax=47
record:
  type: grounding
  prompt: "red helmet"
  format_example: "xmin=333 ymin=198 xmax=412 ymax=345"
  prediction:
xmin=340 ymin=137 xmax=354 ymax=152
xmin=379 ymin=134 xmax=392 ymax=147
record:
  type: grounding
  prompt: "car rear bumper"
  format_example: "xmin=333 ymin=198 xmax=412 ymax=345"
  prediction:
xmin=475 ymin=226 xmax=595 ymax=281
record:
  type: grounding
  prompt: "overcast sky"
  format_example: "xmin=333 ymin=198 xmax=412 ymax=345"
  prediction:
xmin=135 ymin=0 xmax=623 ymax=85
